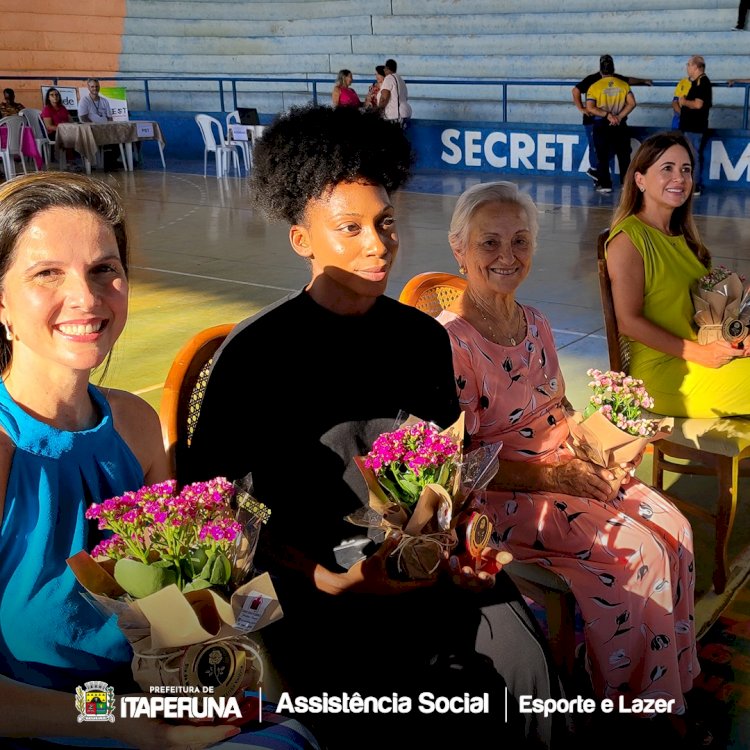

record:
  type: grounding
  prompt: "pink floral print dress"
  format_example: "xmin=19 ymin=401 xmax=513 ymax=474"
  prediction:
xmin=437 ymin=305 xmax=699 ymax=713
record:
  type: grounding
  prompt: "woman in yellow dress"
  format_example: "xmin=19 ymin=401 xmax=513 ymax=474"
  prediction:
xmin=607 ymin=131 xmax=750 ymax=418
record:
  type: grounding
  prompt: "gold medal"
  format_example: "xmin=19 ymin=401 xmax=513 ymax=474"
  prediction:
xmin=181 ymin=641 xmax=246 ymax=698
xmin=466 ymin=512 xmax=493 ymax=564
xmin=722 ymin=317 xmax=749 ymax=346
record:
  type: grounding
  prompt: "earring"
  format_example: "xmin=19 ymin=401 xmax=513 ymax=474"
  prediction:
xmin=459 ymin=266 xmax=467 ymax=275
xmin=639 ymin=185 xmax=645 ymax=193
xmin=4 ymin=324 xmax=11 ymax=341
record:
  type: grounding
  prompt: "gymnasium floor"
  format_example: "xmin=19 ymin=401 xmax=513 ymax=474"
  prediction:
xmin=104 ymin=163 xmax=750 ymax=414
xmin=99 ymin=160 xmax=750 ymax=746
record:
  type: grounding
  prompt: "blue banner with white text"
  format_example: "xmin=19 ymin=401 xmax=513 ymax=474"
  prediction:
xmin=408 ymin=121 xmax=750 ymax=189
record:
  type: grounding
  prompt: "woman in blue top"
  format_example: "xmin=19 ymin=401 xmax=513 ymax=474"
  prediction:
xmin=0 ymin=173 xmax=240 ymax=749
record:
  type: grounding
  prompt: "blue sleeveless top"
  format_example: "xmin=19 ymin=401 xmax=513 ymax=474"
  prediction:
xmin=0 ymin=380 xmax=143 ymax=691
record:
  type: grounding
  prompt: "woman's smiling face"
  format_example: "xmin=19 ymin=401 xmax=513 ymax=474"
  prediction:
xmin=0 ymin=207 xmax=128 ymax=374
xmin=455 ymin=200 xmax=534 ymax=297
xmin=636 ymin=144 xmax=693 ymax=210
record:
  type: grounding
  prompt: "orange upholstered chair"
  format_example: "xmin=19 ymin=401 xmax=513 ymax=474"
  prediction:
xmin=160 ymin=324 xmax=235 ymax=482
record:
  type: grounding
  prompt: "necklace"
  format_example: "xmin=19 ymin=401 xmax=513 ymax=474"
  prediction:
xmin=471 ymin=295 xmax=525 ymax=346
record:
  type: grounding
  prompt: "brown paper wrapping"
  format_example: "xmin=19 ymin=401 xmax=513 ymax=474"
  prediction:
xmin=67 ymin=551 xmax=283 ymax=696
xmin=566 ymin=410 xmax=673 ymax=469
xmin=566 ymin=410 xmax=673 ymax=501
xmin=692 ymin=273 xmax=745 ymax=341
xmin=349 ymin=414 xmax=467 ymax=579
xmin=697 ymin=324 xmax=724 ymax=345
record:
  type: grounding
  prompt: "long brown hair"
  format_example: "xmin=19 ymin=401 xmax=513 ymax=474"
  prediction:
xmin=612 ymin=131 xmax=710 ymax=267
xmin=0 ymin=172 xmax=129 ymax=373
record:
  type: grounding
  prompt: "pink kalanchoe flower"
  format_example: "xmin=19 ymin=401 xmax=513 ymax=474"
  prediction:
xmin=584 ymin=369 xmax=660 ymax=437
xmin=364 ymin=421 xmax=460 ymax=508
xmin=85 ymin=477 xmax=242 ymax=589
xmin=90 ymin=534 xmax=126 ymax=560
xmin=199 ymin=518 xmax=243 ymax=548
xmin=698 ymin=265 xmax=744 ymax=291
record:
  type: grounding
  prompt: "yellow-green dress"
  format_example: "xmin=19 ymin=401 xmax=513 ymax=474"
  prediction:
xmin=607 ymin=215 xmax=750 ymax=418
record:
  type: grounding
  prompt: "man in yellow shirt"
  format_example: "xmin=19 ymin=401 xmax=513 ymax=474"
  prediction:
xmin=572 ymin=55 xmax=650 ymax=184
xmin=585 ymin=55 xmax=637 ymax=193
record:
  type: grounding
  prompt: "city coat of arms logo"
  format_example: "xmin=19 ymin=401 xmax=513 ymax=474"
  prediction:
xmin=75 ymin=680 xmax=116 ymax=723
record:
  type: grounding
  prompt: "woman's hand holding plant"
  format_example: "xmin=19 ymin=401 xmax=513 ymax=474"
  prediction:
xmin=685 ymin=339 xmax=750 ymax=368
xmin=332 ymin=531 xmax=435 ymax=596
xmin=548 ymin=457 xmax=620 ymax=504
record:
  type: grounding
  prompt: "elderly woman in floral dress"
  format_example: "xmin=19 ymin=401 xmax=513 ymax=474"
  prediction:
xmin=436 ymin=180 xmax=702 ymax=740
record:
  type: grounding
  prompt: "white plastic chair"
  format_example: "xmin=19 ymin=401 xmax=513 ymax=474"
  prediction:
xmin=195 ymin=114 xmax=240 ymax=178
xmin=225 ymin=110 xmax=252 ymax=173
xmin=20 ymin=108 xmax=54 ymax=168
xmin=0 ymin=115 xmax=28 ymax=179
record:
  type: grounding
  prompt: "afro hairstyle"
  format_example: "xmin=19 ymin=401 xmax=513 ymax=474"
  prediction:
xmin=250 ymin=104 xmax=413 ymax=224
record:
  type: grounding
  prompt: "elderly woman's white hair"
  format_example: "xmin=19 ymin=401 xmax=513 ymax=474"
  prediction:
xmin=448 ymin=181 xmax=539 ymax=250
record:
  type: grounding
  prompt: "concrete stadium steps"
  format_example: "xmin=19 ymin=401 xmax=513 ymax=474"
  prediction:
xmin=121 ymin=10 xmax=737 ymax=38
xmin=119 ymin=54 xmax=331 ymax=75
xmin=126 ymin=0 xmax=389 ymax=21
xmin=123 ymin=16 xmax=373 ymax=38
xmin=120 ymin=30 xmax=742 ymax=59
xmin=120 ymin=50 xmax=744 ymax=81
xmin=392 ymin=0 xmax=735 ymax=14
xmin=373 ymin=10 xmax=737 ymax=35
xmin=120 ymin=0 xmax=747 ymax=125
xmin=124 ymin=35 xmax=353 ymax=56
xmin=351 ymin=32 xmax=744 ymax=58
xmin=410 ymin=101 xmax=743 ymax=129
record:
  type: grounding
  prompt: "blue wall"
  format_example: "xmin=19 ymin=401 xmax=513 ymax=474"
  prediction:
xmin=136 ymin=111 xmax=750 ymax=190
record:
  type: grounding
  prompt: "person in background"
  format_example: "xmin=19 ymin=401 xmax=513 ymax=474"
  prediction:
xmin=78 ymin=78 xmax=112 ymax=123
xmin=671 ymin=76 xmax=691 ymax=129
xmin=364 ymin=65 xmax=386 ymax=109
xmin=187 ymin=103 xmax=568 ymax=750
xmin=41 ymin=87 xmax=78 ymax=172
xmin=379 ymin=58 xmax=412 ymax=125
xmin=678 ymin=55 xmax=712 ymax=196
xmin=585 ymin=55 xmax=637 ymax=194
xmin=607 ymin=131 xmax=750 ymax=418
xmin=331 ymin=69 xmax=361 ymax=108
xmin=572 ymin=56 xmax=651 ymax=186
xmin=40 ymin=87 xmax=70 ymax=136
xmin=0 ymin=89 xmax=24 ymax=117
xmin=734 ymin=0 xmax=749 ymax=29
xmin=77 ymin=78 xmax=121 ymax=170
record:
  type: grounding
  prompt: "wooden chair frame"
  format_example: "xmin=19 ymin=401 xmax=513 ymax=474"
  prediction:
xmin=400 ymin=271 xmax=577 ymax=674
xmin=597 ymin=229 xmax=750 ymax=594
xmin=160 ymin=323 xmax=234 ymax=481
